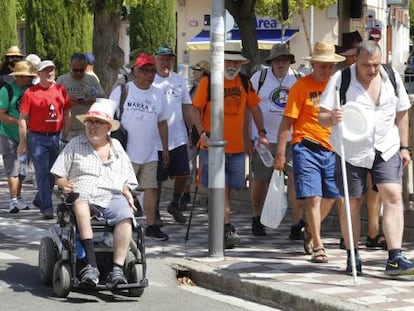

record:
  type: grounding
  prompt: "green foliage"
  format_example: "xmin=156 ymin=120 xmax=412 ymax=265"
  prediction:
xmin=256 ymin=0 xmax=337 ymax=21
xmin=129 ymin=0 xmax=176 ymax=55
xmin=25 ymin=0 xmax=93 ymax=75
xmin=0 ymin=0 xmax=18 ymax=53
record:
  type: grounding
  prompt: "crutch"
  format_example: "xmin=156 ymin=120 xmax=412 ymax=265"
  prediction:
xmin=336 ymin=88 xmax=357 ymax=285
xmin=185 ymin=164 xmax=203 ymax=242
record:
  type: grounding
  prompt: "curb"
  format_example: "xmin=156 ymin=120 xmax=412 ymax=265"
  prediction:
xmin=169 ymin=258 xmax=371 ymax=311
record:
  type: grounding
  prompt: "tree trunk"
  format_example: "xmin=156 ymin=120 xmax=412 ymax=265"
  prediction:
xmin=93 ymin=0 xmax=124 ymax=96
xmin=297 ymin=0 xmax=313 ymax=56
xmin=225 ymin=0 xmax=258 ymax=76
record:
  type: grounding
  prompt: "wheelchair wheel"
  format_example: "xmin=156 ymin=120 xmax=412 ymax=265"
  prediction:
xmin=39 ymin=237 xmax=58 ymax=285
xmin=53 ymin=261 xmax=71 ymax=298
xmin=125 ymin=251 xmax=145 ymax=297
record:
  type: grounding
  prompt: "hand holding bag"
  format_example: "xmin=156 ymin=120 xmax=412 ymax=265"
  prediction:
xmin=260 ymin=170 xmax=287 ymax=229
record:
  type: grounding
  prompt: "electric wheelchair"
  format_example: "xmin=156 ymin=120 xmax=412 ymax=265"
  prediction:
xmin=38 ymin=192 xmax=148 ymax=298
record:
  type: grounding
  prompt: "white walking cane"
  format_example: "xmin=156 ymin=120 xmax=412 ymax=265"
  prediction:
xmin=335 ymin=88 xmax=357 ymax=285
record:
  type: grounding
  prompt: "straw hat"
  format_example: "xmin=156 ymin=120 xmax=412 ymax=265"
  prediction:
xmin=303 ymin=42 xmax=345 ymax=63
xmin=76 ymin=99 xmax=120 ymax=132
xmin=190 ymin=60 xmax=211 ymax=73
xmin=5 ymin=46 xmax=24 ymax=57
xmin=265 ymin=43 xmax=295 ymax=64
xmin=9 ymin=61 xmax=37 ymax=76
xmin=224 ymin=42 xmax=250 ymax=64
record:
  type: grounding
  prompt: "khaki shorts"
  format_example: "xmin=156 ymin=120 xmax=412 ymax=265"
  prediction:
xmin=250 ymin=142 xmax=293 ymax=182
xmin=132 ymin=161 xmax=158 ymax=189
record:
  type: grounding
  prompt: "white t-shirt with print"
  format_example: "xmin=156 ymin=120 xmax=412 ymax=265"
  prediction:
xmin=153 ymin=72 xmax=192 ymax=150
xmin=250 ymin=67 xmax=300 ymax=143
xmin=109 ymin=82 xmax=168 ymax=164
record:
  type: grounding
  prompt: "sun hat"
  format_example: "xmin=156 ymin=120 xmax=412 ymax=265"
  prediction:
xmin=25 ymin=54 xmax=41 ymax=70
xmin=76 ymin=99 xmax=120 ymax=132
xmin=303 ymin=41 xmax=345 ymax=63
xmin=154 ymin=45 xmax=176 ymax=57
xmin=135 ymin=53 xmax=156 ymax=68
xmin=341 ymin=102 xmax=370 ymax=142
xmin=5 ymin=46 xmax=24 ymax=57
xmin=8 ymin=61 xmax=37 ymax=77
xmin=37 ymin=60 xmax=56 ymax=72
xmin=339 ymin=31 xmax=363 ymax=56
xmin=265 ymin=43 xmax=295 ymax=64
xmin=190 ymin=60 xmax=211 ymax=73
xmin=224 ymin=42 xmax=250 ymax=64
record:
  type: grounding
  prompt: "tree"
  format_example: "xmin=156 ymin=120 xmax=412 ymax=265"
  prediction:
xmin=0 ymin=0 xmax=18 ymax=53
xmin=25 ymin=0 xmax=93 ymax=75
xmin=129 ymin=0 xmax=176 ymax=56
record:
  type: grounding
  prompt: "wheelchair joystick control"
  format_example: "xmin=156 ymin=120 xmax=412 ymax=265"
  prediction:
xmin=76 ymin=239 xmax=86 ymax=259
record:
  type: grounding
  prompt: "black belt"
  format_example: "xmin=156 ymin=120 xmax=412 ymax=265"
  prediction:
xmin=30 ymin=131 xmax=60 ymax=136
xmin=301 ymin=138 xmax=330 ymax=152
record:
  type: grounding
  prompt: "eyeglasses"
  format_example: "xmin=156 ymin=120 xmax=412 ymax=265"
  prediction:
xmin=72 ymin=68 xmax=86 ymax=73
xmin=137 ymin=67 xmax=157 ymax=74
xmin=85 ymin=119 xmax=108 ymax=126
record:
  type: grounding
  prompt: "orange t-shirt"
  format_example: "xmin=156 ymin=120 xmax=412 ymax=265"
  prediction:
xmin=192 ymin=75 xmax=260 ymax=153
xmin=283 ymin=75 xmax=333 ymax=150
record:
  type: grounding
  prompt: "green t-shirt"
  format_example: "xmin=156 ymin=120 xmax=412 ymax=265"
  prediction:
xmin=0 ymin=81 xmax=28 ymax=142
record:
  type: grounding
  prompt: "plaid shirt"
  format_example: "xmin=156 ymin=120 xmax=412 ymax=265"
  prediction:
xmin=51 ymin=134 xmax=138 ymax=207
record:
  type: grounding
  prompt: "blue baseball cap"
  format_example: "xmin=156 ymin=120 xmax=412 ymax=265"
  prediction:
xmin=84 ymin=53 xmax=95 ymax=64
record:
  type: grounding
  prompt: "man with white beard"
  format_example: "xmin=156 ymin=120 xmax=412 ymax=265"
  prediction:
xmin=192 ymin=43 xmax=268 ymax=249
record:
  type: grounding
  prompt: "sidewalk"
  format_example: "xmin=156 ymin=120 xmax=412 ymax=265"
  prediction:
xmin=2 ymin=162 xmax=414 ymax=311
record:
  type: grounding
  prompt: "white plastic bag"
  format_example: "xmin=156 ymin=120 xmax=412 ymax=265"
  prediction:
xmin=260 ymin=170 xmax=287 ymax=229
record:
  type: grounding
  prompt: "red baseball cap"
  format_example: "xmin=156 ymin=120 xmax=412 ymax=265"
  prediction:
xmin=134 ymin=53 xmax=155 ymax=68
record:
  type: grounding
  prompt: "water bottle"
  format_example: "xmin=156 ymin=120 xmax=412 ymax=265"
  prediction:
xmin=18 ymin=153 xmax=28 ymax=178
xmin=76 ymin=239 xmax=86 ymax=259
xmin=256 ymin=143 xmax=274 ymax=167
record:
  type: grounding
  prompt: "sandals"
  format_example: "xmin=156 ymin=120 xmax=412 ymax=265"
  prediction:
xmin=302 ymin=226 xmax=313 ymax=255
xmin=311 ymin=247 xmax=328 ymax=263
xmin=366 ymin=234 xmax=387 ymax=250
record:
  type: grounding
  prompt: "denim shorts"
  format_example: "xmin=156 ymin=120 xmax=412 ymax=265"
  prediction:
xmin=334 ymin=151 xmax=403 ymax=198
xmin=292 ymin=142 xmax=340 ymax=199
xmin=157 ymin=144 xmax=190 ymax=181
xmin=91 ymin=195 xmax=135 ymax=227
xmin=199 ymin=150 xmax=245 ymax=189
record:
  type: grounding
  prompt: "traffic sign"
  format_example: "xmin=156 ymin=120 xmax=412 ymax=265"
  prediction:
xmin=369 ymin=28 xmax=381 ymax=41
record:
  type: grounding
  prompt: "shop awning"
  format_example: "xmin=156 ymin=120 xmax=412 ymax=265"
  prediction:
xmin=187 ymin=28 xmax=299 ymax=51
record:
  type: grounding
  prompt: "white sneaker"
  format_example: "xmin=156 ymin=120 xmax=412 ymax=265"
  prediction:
xmin=8 ymin=200 xmax=19 ymax=213
xmin=17 ymin=198 xmax=30 ymax=210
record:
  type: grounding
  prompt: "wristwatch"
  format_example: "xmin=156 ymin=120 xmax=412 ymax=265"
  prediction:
xmin=400 ymin=146 xmax=411 ymax=151
xmin=258 ymin=129 xmax=267 ymax=135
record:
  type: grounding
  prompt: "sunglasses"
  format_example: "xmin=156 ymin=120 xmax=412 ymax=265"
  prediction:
xmin=72 ymin=68 xmax=86 ymax=73
xmin=137 ymin=67 xmax=157 ymax=74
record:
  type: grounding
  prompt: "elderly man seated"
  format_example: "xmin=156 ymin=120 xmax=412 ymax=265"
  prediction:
xmin=51 ymin=98 xmax=138 ymax=288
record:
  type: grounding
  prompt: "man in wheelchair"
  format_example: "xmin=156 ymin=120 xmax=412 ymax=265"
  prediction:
xmin=50 ymin=99 xmax=138 ymax=288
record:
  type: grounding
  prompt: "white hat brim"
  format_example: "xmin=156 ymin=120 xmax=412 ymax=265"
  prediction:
xmin=76 ymin=115 xmax=120 ymax=132
xmin=341 ymin=102 xmax=370 ymax=142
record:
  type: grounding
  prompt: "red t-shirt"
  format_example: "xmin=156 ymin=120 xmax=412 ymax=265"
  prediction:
xmin=20 ymin=83 xmax=71 ymax=133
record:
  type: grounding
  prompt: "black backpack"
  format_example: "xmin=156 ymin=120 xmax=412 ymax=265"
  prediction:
xmin=256 ymin=68 xmax=302 ymax=93
xmin=339 ymin=64 xmax=397 ymax=105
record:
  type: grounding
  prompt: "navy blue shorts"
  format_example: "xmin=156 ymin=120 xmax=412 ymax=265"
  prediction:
xmin=334 ymin=151 xmax=403 ymax=198
xmin=157 ymin=144 xmax=190 ymax=181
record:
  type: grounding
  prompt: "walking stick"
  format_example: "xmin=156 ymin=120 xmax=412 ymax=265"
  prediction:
xmin=185 ymin=164 xmax=203 ymax=242
xmin=336 ymin=88 xmax=357 ymax=285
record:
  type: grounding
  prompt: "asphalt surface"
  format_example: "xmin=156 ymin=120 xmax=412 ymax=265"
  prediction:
xmin=1 ymin=163 xmax=414 ymax=311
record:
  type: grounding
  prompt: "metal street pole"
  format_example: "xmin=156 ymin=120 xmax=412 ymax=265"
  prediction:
xmin=208 ymin=0 xmax=225 ymax=258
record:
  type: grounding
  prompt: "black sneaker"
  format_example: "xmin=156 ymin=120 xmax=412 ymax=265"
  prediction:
xmin=346 ymin=255 xmax=362 ymax=275
xmin=385 ymin=255 xmax=414 ymax=276
xmin=167 ymin=202 xmax=186 ymax=223
xmin=289 ymin=220 xmax=305 ymax=240
xmin=79 ymin=264 xmax=100 ymax=287
xmin=106 ymin=266 xmax=127 ymax=288
xmin=224 ymin=223 xmax=240 ymax=249
xmin=145 ymin=225 xmax=169 ymax=241
xmin=179 ymin=193 xmax=191 ymax=211
xmin=251 ymin=217 xmax=266 ymax=236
